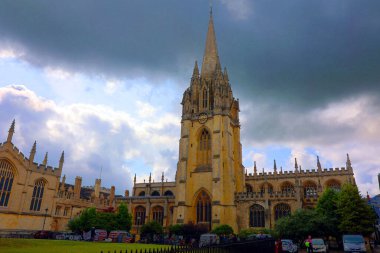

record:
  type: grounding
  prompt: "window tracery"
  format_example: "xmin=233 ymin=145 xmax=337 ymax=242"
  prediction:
xmin=0 ymin=160 xmax=15 ymax=207
xmin=30 ymin=179 xmax=46 ymax=211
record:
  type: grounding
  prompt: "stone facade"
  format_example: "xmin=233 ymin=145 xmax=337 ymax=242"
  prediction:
xmin=0 ymin=11 xmax=356 ymax=234
xmin=0 ymin=121 xmax=116 ymax=232
xmin=124 ymin=11 xmax=356 ymax=233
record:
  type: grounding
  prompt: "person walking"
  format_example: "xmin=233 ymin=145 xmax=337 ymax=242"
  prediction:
xmin=275 ymin=238 xmax=283 ymax=253
xmin=305 ymin=235 xmax=313 ymax=253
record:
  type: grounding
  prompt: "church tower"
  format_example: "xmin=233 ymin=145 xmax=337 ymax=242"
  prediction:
xmin=174 ymin=10 xmax=244 ymax=232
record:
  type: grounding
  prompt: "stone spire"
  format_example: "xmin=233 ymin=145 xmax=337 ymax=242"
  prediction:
xmin=294 ymin=157 xmax=299 ymax=172
xmin=149 ymin=172 xmax=152 ymax=183
xmin=201 ymin=8 xmax=221 ymax=78
xmin=273 ymin=159 xmax=277 ymax=173
xmin=317 ymin=155 xmax=322 ymax=172
xmin=254 ymin=161 xmax=257 ymax=175
xmin=134 ymin=173 xmax=136 ymax=185
xmin=161 ymin=172 xmax=164 ymax=183
xmin=29 ymin=141 xmax=37 ymax=163
xmin=61 ymin=174 xmax=66 ymax=186
xmin=42 ymin=152 xmax=48 ymax=166
xmin=223 ymin=67 xmax=229 ymax=81
xmin=192 ymin=61 xmax=199 ymax=78
xmin=346 ymin=153 xmax=352 ymax=169
xmin=7 ymin=119 xmax=15 ymax=143
xmin=59 ymin=151 xmax=64 ymax=170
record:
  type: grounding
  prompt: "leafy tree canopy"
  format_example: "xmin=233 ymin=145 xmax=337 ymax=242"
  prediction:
xmin=212 ymin=224 xmax=234 ymax=236
xmin=68 ymin=203 xmax=132 ymax=233
xmin=336 ymin=184 xmax=376 ymax=236
xmin=275 ymin=209 xmax=329 ymax=241
xmin=140 ymin=221 xmax=163 ymax=239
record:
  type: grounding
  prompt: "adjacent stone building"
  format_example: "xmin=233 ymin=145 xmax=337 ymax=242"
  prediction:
xmin=0 ymin=11 xmax=356 ymax=234
xmin=0 ymin=121 xmax=116 ymax=232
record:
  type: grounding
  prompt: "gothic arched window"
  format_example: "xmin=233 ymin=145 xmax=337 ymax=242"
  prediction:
xmin=30 ymin=179 xmax=46 ymax=211
xmin=281 ymin=182 xmax=295 ymax=194
xmin=196 ymin=191 xmax=211 ymax=225
xmin=152 ymin=206 xmax=164 ymax=225
xmin=304 ymin=181 xmax=318 ymax=198
xmin=135 ymin=206 xmax=146 ymax=225
xmin=198 ymin=128 xmax=211 ymax=167
xmin=249 ymin=204 xmax=265 ymax=227
xmin=326 ymin=179 xmax=341 ymax=191
xmin=274 ymin=203 xmax=291 ymax=221
xmin=0 ymin=160 xmax=15 ymax=207
xmin=151 ymin=191 xmax=160 ymax=196
xmin=260 ymin=183 xmax=273 ymax=194
xmin=164 ymin=190 xmax=174 ymax=196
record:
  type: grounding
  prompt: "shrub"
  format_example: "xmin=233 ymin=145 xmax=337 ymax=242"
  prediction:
xmin=212 ymin=224 xmax=234 ymax=236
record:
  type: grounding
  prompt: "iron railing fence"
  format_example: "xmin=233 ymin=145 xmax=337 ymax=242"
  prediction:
xmin=100 ymin=238 xmax=275 ymax=253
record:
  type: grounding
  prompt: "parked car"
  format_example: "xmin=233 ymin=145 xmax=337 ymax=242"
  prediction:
xmin=256 ymin=234 xmax=272 ymax=239
xmin=342 ymin=235 xmax=366 ymax=253
xmin=199 ymin=233 xmax=218 ymax=247
xmin=246 ymin=234 xmax=257 ymax=241
xmin=281 ymin=239 xmax=298 ymax=253
xmin=312 ymin=238 xmax=328 ymax=253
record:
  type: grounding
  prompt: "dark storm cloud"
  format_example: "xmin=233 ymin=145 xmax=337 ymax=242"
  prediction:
xmin=0 ymin=0 xmax=380 ymax=108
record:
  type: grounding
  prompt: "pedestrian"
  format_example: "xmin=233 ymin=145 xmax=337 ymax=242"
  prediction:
xmin=305 ymin=235 xmax=313 ymax=253
xmin=275 ymin=238 xmax=283 ymax=253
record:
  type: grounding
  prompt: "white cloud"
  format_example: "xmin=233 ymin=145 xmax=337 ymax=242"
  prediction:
xmin=241 ymin=94 xmax=380 ymax=196
xmin=0 ymin=85 xmax=180 ymax=193
xmin=104 ymin=80 xmax=122 ymax=95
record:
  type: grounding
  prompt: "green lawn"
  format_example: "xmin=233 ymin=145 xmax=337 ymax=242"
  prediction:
xmin=0 ymin=238 xmax=169 ymax=253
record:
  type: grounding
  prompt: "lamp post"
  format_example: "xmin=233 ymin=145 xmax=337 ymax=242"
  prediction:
xmin=42 ymin=208 xmax=48 ymax=231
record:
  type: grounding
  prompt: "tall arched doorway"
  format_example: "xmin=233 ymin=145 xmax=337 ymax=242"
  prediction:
xmin=195 ymin=190 xmax=211 ymax=229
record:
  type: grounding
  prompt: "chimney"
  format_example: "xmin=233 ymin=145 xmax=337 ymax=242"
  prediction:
xmin=109 ymin=186 xmax=115 ymax=203
xmin=74 ymin=176 xmax=82 ymax=199
xmin=94 ymin=178 xmax=101 ymax=198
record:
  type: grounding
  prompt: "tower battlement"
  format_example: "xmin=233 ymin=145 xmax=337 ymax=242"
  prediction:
xmin=246 ymin=166 xmax=352 ymax=179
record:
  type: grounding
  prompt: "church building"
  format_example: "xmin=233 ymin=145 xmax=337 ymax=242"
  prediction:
xmin=124 ymin=11 xmax=355 ymax=233
xmin=0 ymin=11 xmax=355 ymax=234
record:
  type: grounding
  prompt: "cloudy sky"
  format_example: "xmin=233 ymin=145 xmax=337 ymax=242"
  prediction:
xmin=0 ymin=0 xmax=379 ymax=196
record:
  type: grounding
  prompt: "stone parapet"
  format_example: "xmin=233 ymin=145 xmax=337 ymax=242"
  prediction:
xmin=235 ymin=191 xmax=297 ymax=201
xmin=0 ymin=142 xmax=61 ymax=177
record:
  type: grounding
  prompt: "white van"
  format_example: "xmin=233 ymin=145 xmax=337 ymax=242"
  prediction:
xmin=199 ymin=233 xmax=218 ymax=247
xmin=342 ymin=235 xmax=366 ymax=253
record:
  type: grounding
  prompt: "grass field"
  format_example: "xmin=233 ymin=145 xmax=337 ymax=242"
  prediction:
xmin=0 ymin=238 xmax=169 ymax=253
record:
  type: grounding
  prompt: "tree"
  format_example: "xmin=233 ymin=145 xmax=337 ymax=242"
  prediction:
xmin=140 ymin=221 xmax=163 ymax=241
xmin=212 ymin=224 xmax=234 ymax=236
xmin=168 ymin=224 xmax=184 ymax=236
xmin=275 ymin=209 xmax=329 ymax=242
xmin=67 ymin=204 xmax=132 ymax=233
xmin=95 ymin=212 xmax=117 ymax=232
xmin=336 ymin=183 xmax=376 ymax=236
xmin=114 ymin=203 xmax=132 ymax=231
xmin=316 ymin=188 xmax=340 ymax=237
